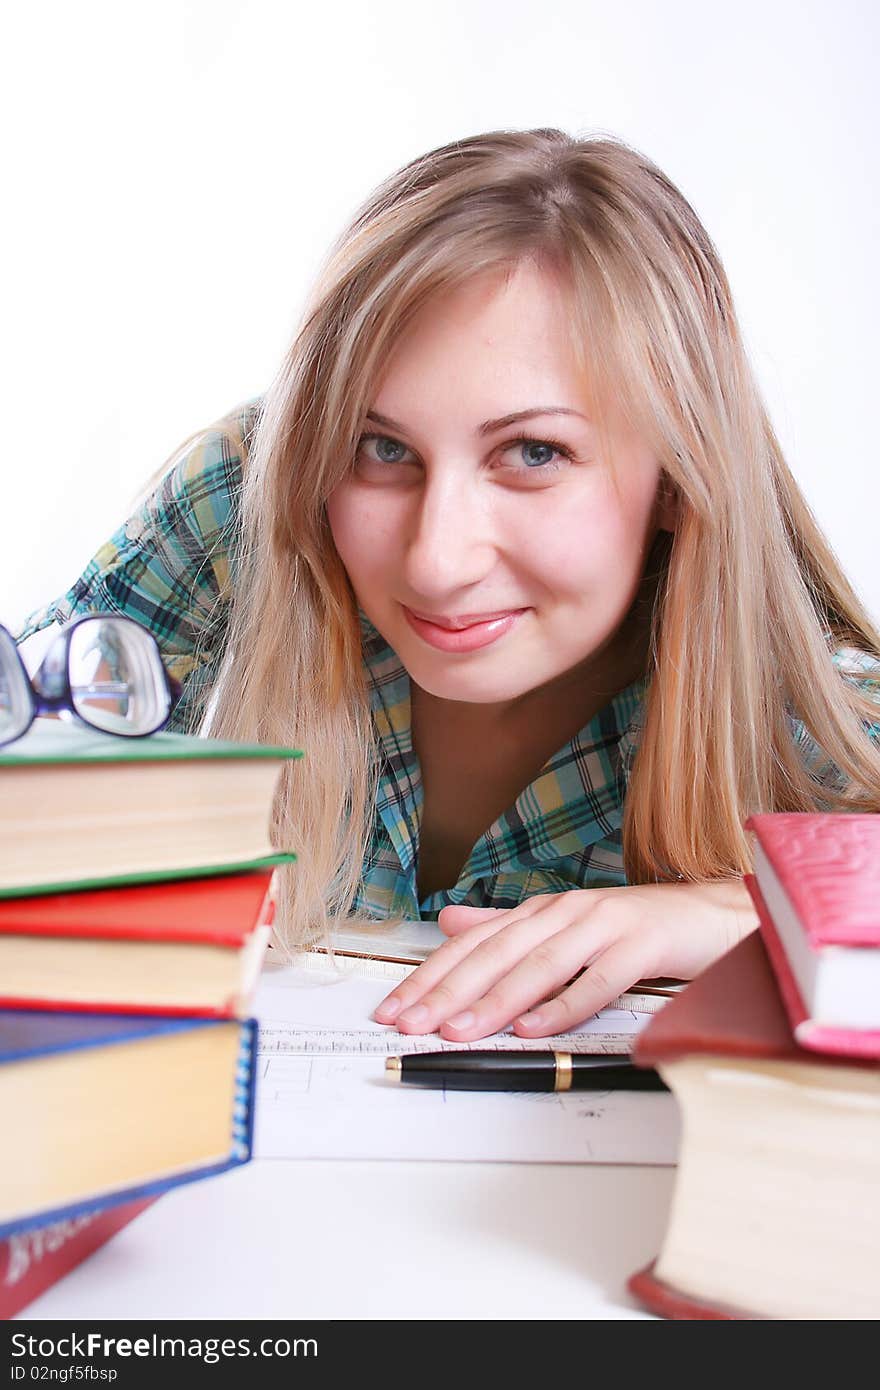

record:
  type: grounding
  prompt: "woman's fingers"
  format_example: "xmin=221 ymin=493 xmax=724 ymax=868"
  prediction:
xmin=436 ymin=897 xmax=550 ymax=935
xmin=435 ymin=904 xmax=507 ymax=935
xmin=394 ymin=902 xmax=569 ymax=1032
xmin=373 ymin=898 xmax=549 ymax=1025
xmin=512 ymin=936 xmax=648 ymax=1038
xmin=435 ymin=914 xmax=619 ymax=1041
xmin=376 ymin=896 xmax=611 ymax=1037
xmin=372 ymin=910 xmax=516 ymax=1024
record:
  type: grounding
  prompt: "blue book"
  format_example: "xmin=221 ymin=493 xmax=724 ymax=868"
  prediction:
xmin=0 ymin=1008 xmax=257 ymax=1238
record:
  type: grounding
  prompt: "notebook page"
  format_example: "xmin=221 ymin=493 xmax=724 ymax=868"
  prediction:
xmin=251 ymin=955 xmax=679 ymax=1164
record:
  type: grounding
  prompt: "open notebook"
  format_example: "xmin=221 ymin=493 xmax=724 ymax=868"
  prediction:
xmin=252 ymin=951 xmax=681 ymax=1164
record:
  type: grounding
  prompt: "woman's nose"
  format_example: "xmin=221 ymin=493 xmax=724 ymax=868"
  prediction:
xmin=401 ymin=472 xmax=497 ymax=599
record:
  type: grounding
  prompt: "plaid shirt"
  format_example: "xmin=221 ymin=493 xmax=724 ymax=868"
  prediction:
xmin=16 ymin=398 xmax=880 ymax=921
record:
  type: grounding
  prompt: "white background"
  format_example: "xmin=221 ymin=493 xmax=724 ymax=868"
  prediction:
xmin=2 ymin=0 xmax=878 ymax=631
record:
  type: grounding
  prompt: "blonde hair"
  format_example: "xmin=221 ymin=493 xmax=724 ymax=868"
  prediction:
xmin=172 ymin=128 xmax=880 ymax=948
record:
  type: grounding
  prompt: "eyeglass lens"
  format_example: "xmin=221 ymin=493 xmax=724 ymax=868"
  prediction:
xmin=69 ymin=618 xmax=171 ymax=735
xmin=0 ymin=627 xmax=34 ymax=744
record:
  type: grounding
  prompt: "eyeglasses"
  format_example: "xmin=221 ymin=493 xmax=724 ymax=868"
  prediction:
xmin=0 ymin=614 xmax=183 ymax=748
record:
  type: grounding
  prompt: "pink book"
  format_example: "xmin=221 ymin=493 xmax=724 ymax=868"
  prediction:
xmin=744 ymin=813 xmax=880 ymax=1056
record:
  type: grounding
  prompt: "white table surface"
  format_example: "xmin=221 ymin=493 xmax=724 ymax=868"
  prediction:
xmin=17 ymin=1157 xmax=676 ymax=1320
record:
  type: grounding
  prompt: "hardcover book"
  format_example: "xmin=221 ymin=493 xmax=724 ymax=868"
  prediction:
xmin=0 ymin=718 xmax=301 ymax=896
xmin=0 ymin=869 xmax=277 ymax=1016
xmin=1 ymin=1197 xmax=156 ymax=1319
xmin=745 ymin=872 xmax=880 ymax=1058
xmin=0 ymin=1007 xmax=257 ymax=1238
xmin=627 ymin=930 xmax=880 ymax=1320
xmin=743 ymin=813 xmax=880 ymax=1039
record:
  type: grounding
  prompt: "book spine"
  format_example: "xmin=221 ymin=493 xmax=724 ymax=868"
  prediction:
xmin=233 ymin=1018 xmax=258 ymax=1162
xmin=0 ymin=1197 xmax=155 ymax=1320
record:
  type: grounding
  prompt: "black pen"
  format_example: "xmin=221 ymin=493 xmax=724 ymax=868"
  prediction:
xmin=384 ymin=1050 xmax=669 ymax=1092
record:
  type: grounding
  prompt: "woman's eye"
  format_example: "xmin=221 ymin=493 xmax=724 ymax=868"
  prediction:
xmin=503 ymin=437 xmax=573 ymax=473
xmin=356 ymin=434 xmax=413 ymax=466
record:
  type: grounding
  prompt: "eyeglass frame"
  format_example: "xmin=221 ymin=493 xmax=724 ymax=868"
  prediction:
xmin=0 ymin=613 xmax=183 ymax=748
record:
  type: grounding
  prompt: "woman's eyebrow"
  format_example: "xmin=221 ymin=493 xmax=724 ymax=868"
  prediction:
xmin=364 ymin=407 xmax=589 ymax=437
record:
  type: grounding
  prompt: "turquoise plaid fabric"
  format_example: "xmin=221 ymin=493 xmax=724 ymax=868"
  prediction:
xmin=358 ymin=605 xmax=646 ymax=919
xmin=16 ymin=397 xmax=880 ymax=921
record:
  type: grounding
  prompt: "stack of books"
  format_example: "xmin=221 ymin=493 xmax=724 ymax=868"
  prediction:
xmin=627 ymin=812 xmax=880 ymax=1320
xmin=0 ymin=717 xmax=301 ymax=1317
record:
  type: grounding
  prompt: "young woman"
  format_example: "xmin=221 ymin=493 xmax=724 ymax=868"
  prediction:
xmin=19 ymin=128 xmax=880 ymax=1043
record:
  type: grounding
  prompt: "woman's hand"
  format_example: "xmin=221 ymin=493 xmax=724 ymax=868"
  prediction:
xmin=372 ymin=880 xmax=759 ymax=1041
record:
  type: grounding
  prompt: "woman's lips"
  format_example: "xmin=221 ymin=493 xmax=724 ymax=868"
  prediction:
xmin=402 ymin=605 xmax=526 ymax=652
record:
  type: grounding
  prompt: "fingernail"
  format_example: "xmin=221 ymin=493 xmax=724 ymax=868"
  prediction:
xmin=397 ymin=1003 xmax=429 ymax=1027
xmin=373 ymin=997 xmax=402 ymax=1021
xmin=516 ymin=1011 xmax=543 ymax=1030
xmin=446 ymin=1010 xmax=475 ymax=1030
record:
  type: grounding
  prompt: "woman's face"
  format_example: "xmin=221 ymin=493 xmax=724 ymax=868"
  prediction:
xmin=326 ymin=259 xmax=672 ymax=713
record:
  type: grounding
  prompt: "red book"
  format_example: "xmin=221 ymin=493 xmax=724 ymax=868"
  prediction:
xmin=746 ymin=874 xmax=880 ymax=1059
xmin=628 ymin=931 xmax=880 ymax=1320
xmin=0 ymin=869 xmax=276 ymax=1016
xmin=745 ymin=813 xmax=880 ymax=947
xmin=744 ymin=813 xmax=880 ymax=1052
xmin=1 ymin=1197 xmax=155 ymax=1319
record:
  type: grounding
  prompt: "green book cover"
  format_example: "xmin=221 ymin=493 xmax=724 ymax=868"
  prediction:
xmin=0 ymin=718 xmax=304 ymax=767
xmin=0 ymin=853 xmax=297 ymax=900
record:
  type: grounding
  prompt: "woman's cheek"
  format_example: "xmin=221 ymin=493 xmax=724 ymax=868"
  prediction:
xmin=533 ymin=497 xmax=623 ymax=578
xmin=328 ymin=489 xmax=410 ymax=599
